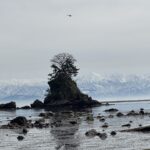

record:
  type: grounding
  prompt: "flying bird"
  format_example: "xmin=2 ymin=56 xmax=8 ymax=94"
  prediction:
xmin=67 ymin=14 xmax=72 ymax=17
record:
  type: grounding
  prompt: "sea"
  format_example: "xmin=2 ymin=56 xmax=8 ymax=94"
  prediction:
xmin=0 ymin=100 xmax=150 ymax=150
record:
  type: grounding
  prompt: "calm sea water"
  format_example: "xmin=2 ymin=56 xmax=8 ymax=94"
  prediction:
xmin=0 ymin=101 xmax=150 ymax=150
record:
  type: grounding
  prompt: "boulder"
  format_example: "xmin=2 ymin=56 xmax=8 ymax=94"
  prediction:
xmin=0 ymin=101 xmax=16 ymax=109
xmin=10 ymin=116 xmax=28 ymax=126
xmin=31 ymin=100 xmax=44 ymax=109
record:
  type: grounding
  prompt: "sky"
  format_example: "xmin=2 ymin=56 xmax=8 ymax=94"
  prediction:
xmin=0 ymin=0 xmax=150 ymax=79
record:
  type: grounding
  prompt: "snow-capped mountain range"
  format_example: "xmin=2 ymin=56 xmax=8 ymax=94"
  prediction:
xmin=77 ymin=73 xmax=150 ymax=100
xmin=1 ymin=73 xmax=150 ymax=102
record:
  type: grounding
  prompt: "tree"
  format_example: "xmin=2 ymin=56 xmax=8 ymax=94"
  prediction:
xmin=49 ymin=53 xmax=79 ymax=80
xmin=44 ymin=53 xmax=101 ymax=107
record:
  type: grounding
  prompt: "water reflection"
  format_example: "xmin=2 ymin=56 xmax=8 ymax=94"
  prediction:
xmin=50 ymin=109 xmax=92 ymax=150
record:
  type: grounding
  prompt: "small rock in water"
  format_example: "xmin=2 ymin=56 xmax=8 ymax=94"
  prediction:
xmin=122 ymin=124 xmax=131 ymax=128
xmin=101 ymin=123 xmax=108 ymax=128
xmin=97 ymin=133 xmax=107 ymax=140
xmin=97 ymin=115 xmax=102 ymax=119
xmin=39 ymin=112 xmax=54 ymax=118
xmin=116 ymin=112 xmax=124 ymax=117
xmin=33 ymin=118 xmax=50 ymax=129
xmin=127 ymin=110 xmax=138 ymax=116
xmin=69 ymin=121 xmax=77 ymax=125
xmin=86 ymin=114 xmax=94 ymax=121
xmin=108 ymin=115 xmax=114 ymax=118
xmin=17 ymin=136 xmax=24 ymax=141
xmin=85 ymin=129 xmax=97 ymax=137
xmin=105 ymin=108 xmax=118 ymax=112
xmin=97 ymin=115 xmax=105 ymax=119
xmin=20 ymin=106 xmax=31 ymax=109
xmin=110 ymin=131 xmax=117 ymax=136
xmin=22 ymin=128 xmax=28 ymax=134
xmin=139 ymin=108 xmax=144 ymax=115
xmin=105 ymin=102 xmax=109 ymax=106
xmin=99 ymin=118 xmax=105 ymax=122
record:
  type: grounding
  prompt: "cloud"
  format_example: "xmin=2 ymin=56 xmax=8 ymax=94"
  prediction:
xmin=0 ymin=0 xmax=150 ymax=79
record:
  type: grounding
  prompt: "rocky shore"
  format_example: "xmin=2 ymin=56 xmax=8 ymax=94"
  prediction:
xmin=1 ymin=101 xmax=150 ymax=147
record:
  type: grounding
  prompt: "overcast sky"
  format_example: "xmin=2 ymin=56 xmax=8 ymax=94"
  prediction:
xmin=0 ymin=0 xmax=150 ymax=79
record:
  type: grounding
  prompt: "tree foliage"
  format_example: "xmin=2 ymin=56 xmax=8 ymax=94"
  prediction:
xmin=49 ymin=53 xmax=79 ymax=80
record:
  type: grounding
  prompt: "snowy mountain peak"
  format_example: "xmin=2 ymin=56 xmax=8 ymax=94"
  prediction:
xmin=0 ymin=73 xmax=150 ymax=102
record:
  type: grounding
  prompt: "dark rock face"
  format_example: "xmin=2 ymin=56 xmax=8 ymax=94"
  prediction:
xmin=44 ymin=74 xmax=101 ymax=108
xmin=0 ymin=101 xmax=16 ymax=109
xmin=31 ymin=100 xmax=44 ymax=109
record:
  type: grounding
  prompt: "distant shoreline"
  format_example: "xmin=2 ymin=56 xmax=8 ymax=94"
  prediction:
xmin=100 ymin=99 xmax=150 ymax=103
